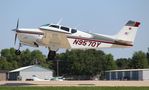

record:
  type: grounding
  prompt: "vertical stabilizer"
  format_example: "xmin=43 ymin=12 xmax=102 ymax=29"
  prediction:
xmin=115 ymin=20 xmax=140 ymax=44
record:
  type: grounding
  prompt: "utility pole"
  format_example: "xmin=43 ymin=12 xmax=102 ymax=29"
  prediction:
xmin=56 ymin=59 xmax=60 ymax=77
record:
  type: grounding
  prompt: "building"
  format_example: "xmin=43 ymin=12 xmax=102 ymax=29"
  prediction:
xmin=105 ymin=69 xmax=149 ymax=80
xmin=0 ymin=70 xmax=8 ymax=81
xmin=8 ymin=65 xmax=53 ymax=81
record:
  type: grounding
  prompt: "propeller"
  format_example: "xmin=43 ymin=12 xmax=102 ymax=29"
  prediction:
xmin=12 ymin=19 xmax=19 ymax=45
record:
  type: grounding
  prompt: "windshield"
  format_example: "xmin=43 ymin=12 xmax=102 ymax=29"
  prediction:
xmin=41 ymin=24 xmax=50 ymax=26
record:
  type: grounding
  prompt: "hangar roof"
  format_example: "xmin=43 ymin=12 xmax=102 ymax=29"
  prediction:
xmin=105 ymin=68 xmax=149 ymax=72
xmin=9 ymin=65 xmax=52 ymax=73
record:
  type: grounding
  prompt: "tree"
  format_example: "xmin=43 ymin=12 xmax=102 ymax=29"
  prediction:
xmin=1 ymin=48 xmax=16 ymax=61
xmin=130 ymin=51 xmax=148 ymax=69
xmin=57 ymin=49 xmax=116 ymax=78
xmin=31 ymin=50 xmax=49 ymax=68
xmin=19 ymin=49 xmax=32 ymax=66
xmin=146 ymin=48 xmax=149 ymax=65
xmin=0 ymin=48 xmax=19 ymax=70
xmin=103 ymin=54 xmax=117 ymax=70
xmin=116 ymin=58 xmax=130 ymax=69
xmin=0 ymin=48 xmax=50 ymax=70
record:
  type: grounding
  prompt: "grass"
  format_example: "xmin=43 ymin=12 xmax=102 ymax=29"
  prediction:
xmin=0 ymin=87 xmax=149 ymax=90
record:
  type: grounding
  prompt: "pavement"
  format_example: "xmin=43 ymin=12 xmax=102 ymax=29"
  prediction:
xmin=1 ymin=80 xmax=149 ymax=87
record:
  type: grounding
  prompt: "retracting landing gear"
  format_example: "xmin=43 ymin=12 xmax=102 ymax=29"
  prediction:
xmin=15 ymin=43 xmax=21 ymax=55
xmin=48 ymin=50 xmax=56 ymax=60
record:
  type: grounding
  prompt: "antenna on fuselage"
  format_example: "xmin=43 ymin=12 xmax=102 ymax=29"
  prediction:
xmin=57 ymin=18 xmax=63 ymax=25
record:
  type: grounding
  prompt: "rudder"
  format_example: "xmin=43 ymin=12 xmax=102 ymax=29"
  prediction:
xmin=115 ymin=20 xmax=140 ymax=44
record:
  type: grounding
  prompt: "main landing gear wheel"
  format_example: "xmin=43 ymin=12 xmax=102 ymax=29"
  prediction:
xmin=48 ymin=50 xmax=56 ymax=60
xmin=15 ymin=43 xmax=21 ymax=55
xmin=15 ymin=49 xmax=21 ymax=55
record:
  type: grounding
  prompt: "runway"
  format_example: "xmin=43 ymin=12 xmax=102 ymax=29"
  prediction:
xmin=1 ymin=81 xmax=149 ymax=87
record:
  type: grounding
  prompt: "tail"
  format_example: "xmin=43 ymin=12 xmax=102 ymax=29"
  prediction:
xmin=115 ymin=20 xmax=140 ymax=46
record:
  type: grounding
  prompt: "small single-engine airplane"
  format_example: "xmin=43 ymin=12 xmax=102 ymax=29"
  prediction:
xmin=12 ymin=20 xmax=140 ymax=60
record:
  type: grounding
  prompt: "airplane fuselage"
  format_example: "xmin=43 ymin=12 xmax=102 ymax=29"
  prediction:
xmin=13 ymin=20 xmax=140 ymax=60
xmin=17 ymin=22 xmax=136 ymax=50
xmin=17 ymin=28 xmax=116 ymax=50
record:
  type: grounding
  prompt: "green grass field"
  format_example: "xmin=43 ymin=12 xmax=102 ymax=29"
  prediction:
xmin=0 ymin=87 xmax=149 ymax=90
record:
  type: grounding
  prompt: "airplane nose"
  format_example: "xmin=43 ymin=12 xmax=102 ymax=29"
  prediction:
xmin=12 ymin=19 xmax=19 ymax=31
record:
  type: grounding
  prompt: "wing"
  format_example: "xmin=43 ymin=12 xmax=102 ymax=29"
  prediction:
xmin=41 ymin=30 xmax=70 ymax=50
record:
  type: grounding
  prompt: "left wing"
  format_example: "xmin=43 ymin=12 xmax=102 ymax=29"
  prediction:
xmin=40 ymin=30 xmax=70 ymax=50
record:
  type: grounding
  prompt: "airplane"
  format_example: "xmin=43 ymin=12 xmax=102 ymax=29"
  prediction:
xmin=32 ymin=75 xmax=64 ymax=81
xmin=12 ymin=20 xmax=140 ymax=60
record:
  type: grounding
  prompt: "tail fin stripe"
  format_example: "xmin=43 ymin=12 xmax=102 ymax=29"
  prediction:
xmin=125 ymin=20 xmax=140 ymax=27
xmin=134 ymin=22 xmax=140 ymax=27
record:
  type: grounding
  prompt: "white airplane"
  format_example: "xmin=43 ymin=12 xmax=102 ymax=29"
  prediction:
xmin=12 ymin=20 xmax=140 ymax=60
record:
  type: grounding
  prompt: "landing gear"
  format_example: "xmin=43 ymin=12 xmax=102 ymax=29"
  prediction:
xmin=48 ymin=50 xmax=56 ymax=60
xmin=15 ymin=43 xmax=21 ymax=55
xmin=15 ymin=49 xmax=21 ymax=55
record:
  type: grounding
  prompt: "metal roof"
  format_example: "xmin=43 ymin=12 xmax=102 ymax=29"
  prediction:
xmin=105 ymin=68 xmax=149 ymax=72
xmin=9 ymin=65 xmax=33 ymax=72
xmin=9 ymin=65 xmax=52 ymax=72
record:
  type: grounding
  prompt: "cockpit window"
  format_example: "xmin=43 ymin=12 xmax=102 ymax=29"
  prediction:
xmin=71 ymin=29 xmax=77 ymax=33
xmin=60 ymin=26 xmax=69 ymax=32
xmin=41 ymin=24 xmax=50 ymax=26
xmin=49 ymin=25 xmax=59 ymax=29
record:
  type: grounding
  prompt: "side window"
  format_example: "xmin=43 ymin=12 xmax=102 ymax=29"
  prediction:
xmin=50 ymin=25 xmax=59 ymax=29
xmin=71 ymin=29 xmax=77 ymax=33
xmin=60 ymin=26 xmax=69 ymax=32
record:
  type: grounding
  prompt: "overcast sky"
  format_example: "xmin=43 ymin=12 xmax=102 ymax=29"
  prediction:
xmin=0 ymin=0 xmax=149 ymax=59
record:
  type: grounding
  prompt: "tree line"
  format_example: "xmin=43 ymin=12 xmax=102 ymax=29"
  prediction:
xmin=0 ymin=48 xmax=149 ymax=77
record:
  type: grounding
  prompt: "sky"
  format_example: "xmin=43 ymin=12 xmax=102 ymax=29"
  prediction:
xmin=0 ymin=0 xmax=149 ymax=59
